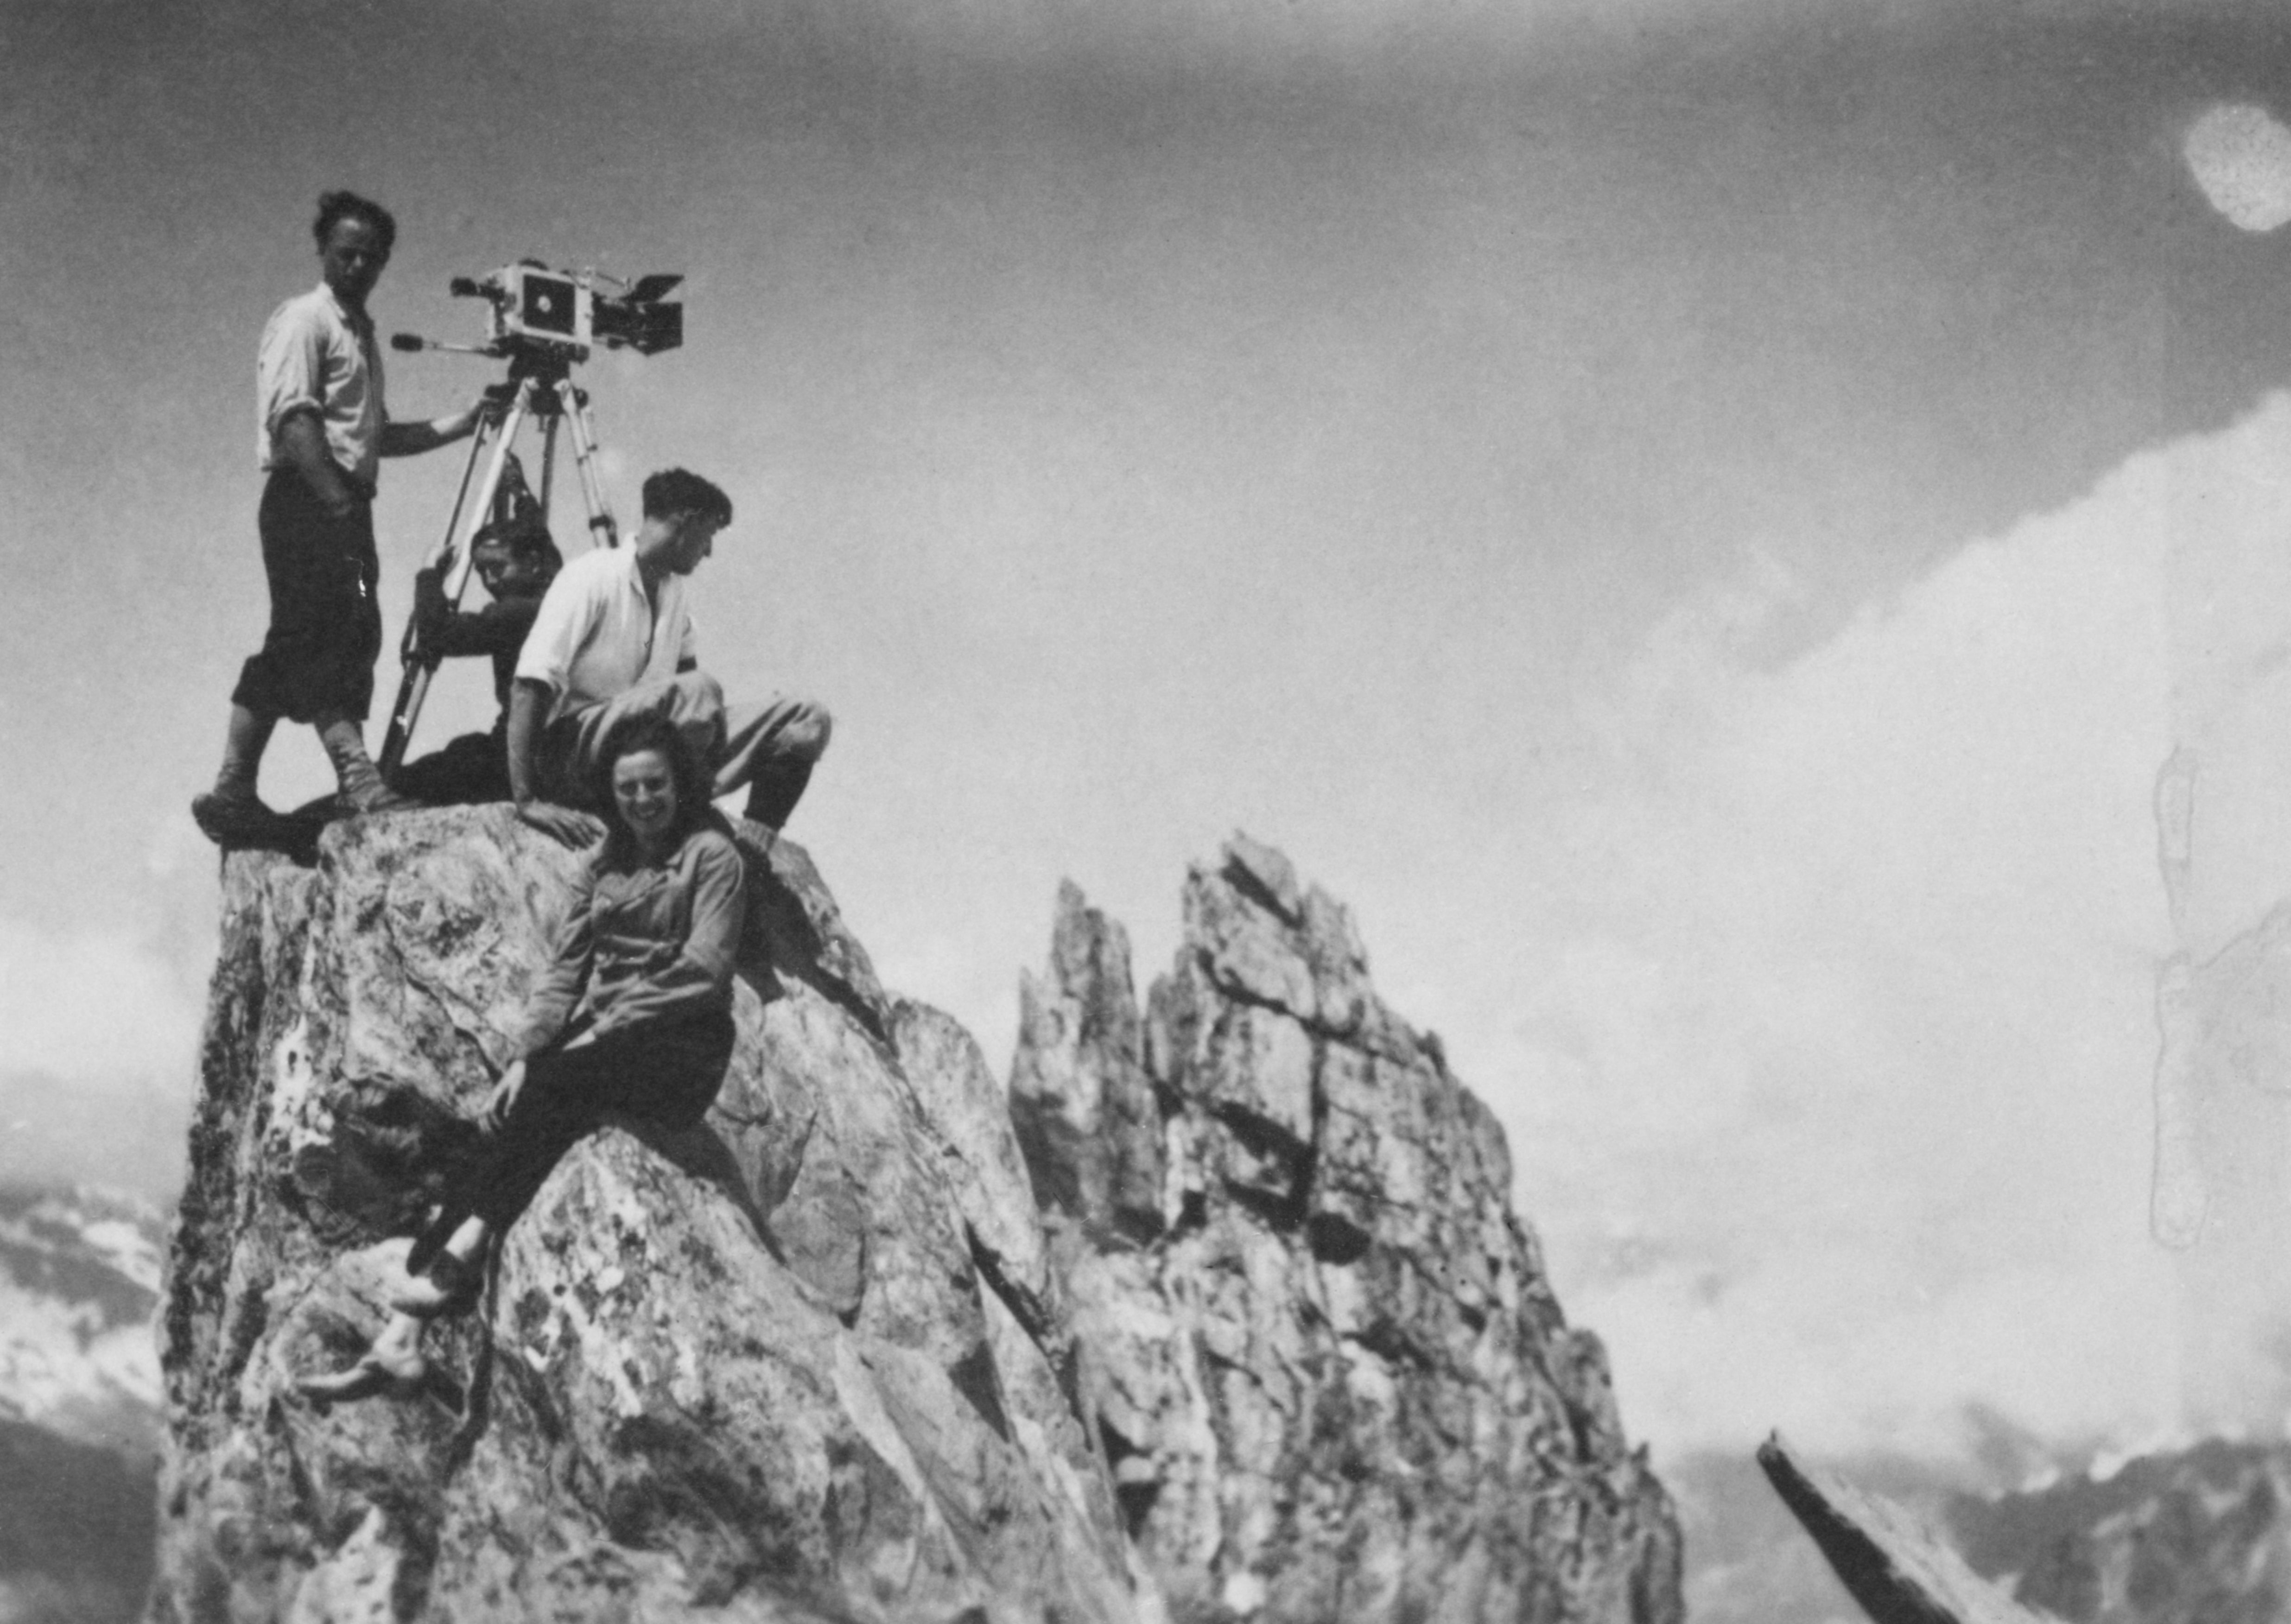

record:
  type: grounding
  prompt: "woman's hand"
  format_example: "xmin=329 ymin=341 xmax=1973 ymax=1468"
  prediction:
xmin=482 ymin=1059 xmax=529 ymax=1135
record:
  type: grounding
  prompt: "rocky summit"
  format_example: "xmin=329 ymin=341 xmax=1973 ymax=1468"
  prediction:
xmin=150 ymin=809 xmax=1682 ymax=1623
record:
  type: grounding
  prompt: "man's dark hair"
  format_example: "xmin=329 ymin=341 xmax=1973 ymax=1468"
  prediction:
xmin=641 ymin=468 xmax=733 ymax=528
xmin=593 ymin=712 xmax=711 ymax=862
xmin=474 ymin=508 xmax=563 ymax=574
xmin=475 ymin=529 xmax=563 ymax=577
xmin=313 ymin=190 xmax=397 ymax=255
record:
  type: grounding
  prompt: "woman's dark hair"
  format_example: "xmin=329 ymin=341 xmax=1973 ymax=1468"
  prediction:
xmin=594 ymin=712 xmax=710 ymax=861
xmin=312 ymin=190 xmax=397 ymax=255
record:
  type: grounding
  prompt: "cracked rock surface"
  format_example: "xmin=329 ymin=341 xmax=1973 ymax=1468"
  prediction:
xmin=152 ymin=812 xmax=1679 ymax=1623
xmin=1010 ymin=836 xmax=1683 ymax=1624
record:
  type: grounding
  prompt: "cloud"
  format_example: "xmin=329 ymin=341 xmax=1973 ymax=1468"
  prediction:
xmin=0 ymin=920 xmax=200 ymax=1082
xmin=1484 ymin=402 xmax=2291 ymax=1464
xmin=0 ymin=918 xmax=203 ymax=1198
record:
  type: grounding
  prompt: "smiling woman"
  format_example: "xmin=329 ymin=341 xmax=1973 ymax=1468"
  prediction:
xmin=298 ymin=711 xmax=750 ymax=1402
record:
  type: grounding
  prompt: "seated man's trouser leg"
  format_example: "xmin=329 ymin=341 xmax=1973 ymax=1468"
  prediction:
xmin=539 ymin=671 xmax=829 ymax=809
xmin=435 ymin=1009 xmax=736 ymax=1241
xmin=394 ymin=730 xmax=512 ymax=806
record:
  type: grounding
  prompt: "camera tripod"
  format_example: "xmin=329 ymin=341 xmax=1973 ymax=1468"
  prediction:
xmin=376 ymin=349 xmax=619 ymax=778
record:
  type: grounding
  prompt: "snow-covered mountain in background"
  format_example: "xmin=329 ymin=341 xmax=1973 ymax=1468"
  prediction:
xmin=0 ymin=1184 xmax=166 ymax=1624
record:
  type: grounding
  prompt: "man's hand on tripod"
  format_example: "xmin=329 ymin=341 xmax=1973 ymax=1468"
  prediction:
xmin=516 ymin=798 xmax=606 ymax=849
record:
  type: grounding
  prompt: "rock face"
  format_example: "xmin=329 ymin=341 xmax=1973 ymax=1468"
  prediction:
xmin=1011 ymin=838 xmax=1682 ymax=1623
xmin=151 ymin=810 xmax=1681 ymax=1623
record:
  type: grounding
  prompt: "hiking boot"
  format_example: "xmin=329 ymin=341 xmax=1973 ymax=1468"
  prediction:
xmin=191 ymin=788 xmax=291 ymax=848
xmin=295 ymin=1345 xmax=430 ymax=1404
xmin=743 ymin=760 xmax=814 ymax=831
xmin=340 ymin=784 xmax=422 ymax=817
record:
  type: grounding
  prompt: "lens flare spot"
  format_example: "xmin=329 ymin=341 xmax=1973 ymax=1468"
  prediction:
xmin=2184 ymin=103 xmax=2291 ymax=233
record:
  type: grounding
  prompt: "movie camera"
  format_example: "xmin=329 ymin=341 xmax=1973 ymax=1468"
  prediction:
xmin=445 ymin=260 xmax=683 ymax=362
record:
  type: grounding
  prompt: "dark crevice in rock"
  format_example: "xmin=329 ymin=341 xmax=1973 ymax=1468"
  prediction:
xmin=965 ymin=1224 xmax=1052 ymax=1347
xmin=1344 ymin=1318 xmax=1437 ymax=1375
xmin=443 ymin=1273 xmax=500 ymax=1476
xmin=1011 ymin=1114 xmax=1087 ymax=1226
xmin=1305 ymin=1212 xmax=1372 ymax=1267
xmin=1111 ymin=1205 xmax=1163 ymax=1249
xmin=1190 ymin=952 xmax=1400 ymax=1061
xmin=1219 ymin=851 xmax=1304 ymax=928
xmin=1226 ymin=1181 xmax=1307 ymax=1234
xmin=1097 ymin=1418 xmax=1161 ymax=1542
xmin=214 ymin=1281 xmax=270 ymax=1419
xmin=949 ymin=1341 xmax=1015 ymax=1445
xmin=1188 ymin=949 xmax=1304 ymax=1029
xmin=1170 ymin=1189 xmax=1209 ymax=1237
xmin=1204 ymin=1042 xmax=1325 ymax=1237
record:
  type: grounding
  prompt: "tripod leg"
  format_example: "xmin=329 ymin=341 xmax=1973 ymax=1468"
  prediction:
xmin=393 ymin=416 xmax=497 ymax=670
xmin=439 ymin=386 xmax=538 ymax=605
xmin=555 ymin=379 xmax=619 ymax=550
xmin=381 ymin=384 xmax=538 ymax=776
xmin=538 ymin=412 xmax=561 ymax=521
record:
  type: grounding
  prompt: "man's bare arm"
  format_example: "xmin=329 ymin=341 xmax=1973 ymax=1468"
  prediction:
xmin=508 ymin=679 xmax=604 ymax=847
xmin=381 ymin=399 xmax=485 ymax=458
xmin=274 ymin=411 xmax=358 ymax=515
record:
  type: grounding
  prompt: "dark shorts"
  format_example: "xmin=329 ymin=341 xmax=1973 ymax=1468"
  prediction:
xmin=231 ymin=469 xmax=381 ymax=724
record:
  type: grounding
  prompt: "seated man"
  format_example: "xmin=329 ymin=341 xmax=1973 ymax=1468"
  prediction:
xmin=392 ymin=474 xmax=562 ymax=806
xmin=508 ymin=467 xmax=830 ymax=846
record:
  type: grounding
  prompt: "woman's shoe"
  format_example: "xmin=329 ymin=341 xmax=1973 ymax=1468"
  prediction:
xmin=295 ymin=1345 xmax=429 ymax=1403
xmin=386 ymin=1250 xmax=483 ymax=1318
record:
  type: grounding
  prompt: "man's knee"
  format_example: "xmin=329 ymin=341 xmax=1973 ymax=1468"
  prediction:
xmin=788 ymin=701 xmax=832 ymax=761
xmin=673 ymin=669 xmax=726 ymax=715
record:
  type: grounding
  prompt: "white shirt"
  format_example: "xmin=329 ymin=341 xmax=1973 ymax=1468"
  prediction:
xmin=516 ymin=546 xmax=698 ymax=722
xmin=257 ymin=285 xmax=385 ymax=487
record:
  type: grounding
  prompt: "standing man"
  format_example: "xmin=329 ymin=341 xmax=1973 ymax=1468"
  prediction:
xmin=192 ymin=190 xmax=487 ymax=845
xmin=508 ymin=467 xmax=831 ymax=846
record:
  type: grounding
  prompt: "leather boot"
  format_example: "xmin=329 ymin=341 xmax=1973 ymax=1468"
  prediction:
xmin=317 ymin=715 xmax=417 ymax=815
xmin=743 ymin=760 xmax=814 ymax=830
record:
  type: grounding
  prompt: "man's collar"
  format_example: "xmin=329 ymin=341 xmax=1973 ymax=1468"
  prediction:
xmin=318 ymin=281 xmax=373 ymax=330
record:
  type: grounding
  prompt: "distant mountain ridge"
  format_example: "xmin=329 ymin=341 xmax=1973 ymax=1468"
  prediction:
xmin=0 ymin=1182 xmax=166 ymax=1624
xmin=0 ymin=1182 xmax=164 ymax=1454
xmin=1948 ymin=1439 xmax=2291 ymax=1624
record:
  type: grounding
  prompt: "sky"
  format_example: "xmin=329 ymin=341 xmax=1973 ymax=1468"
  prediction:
xmin=11 ymin=0 xmax=2291 ymax=1605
